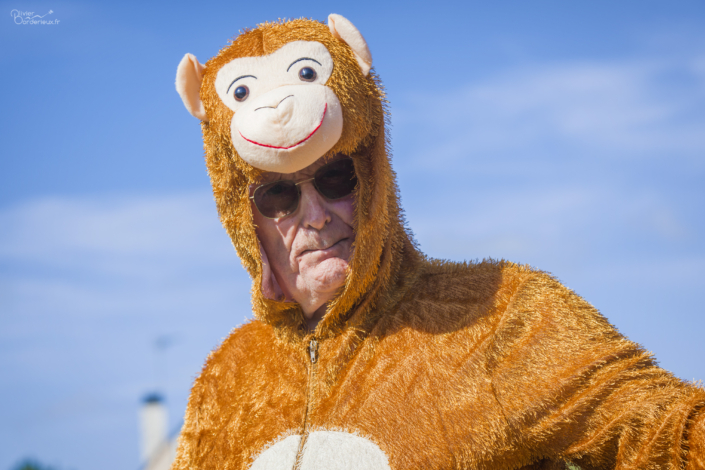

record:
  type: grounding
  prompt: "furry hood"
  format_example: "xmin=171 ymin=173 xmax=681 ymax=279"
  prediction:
xmin=196 ymin=19 xmax=420 ymax=342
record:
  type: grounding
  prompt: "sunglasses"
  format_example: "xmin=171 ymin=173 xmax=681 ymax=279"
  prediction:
xmin=250 ymin=158 xmax=358 ymax=219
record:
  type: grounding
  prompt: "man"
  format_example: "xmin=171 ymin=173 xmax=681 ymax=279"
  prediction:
xmin=173 ymin=15 xmax=705 ymax=470
xmin=253 ymin=155 xmax=356 ymax=332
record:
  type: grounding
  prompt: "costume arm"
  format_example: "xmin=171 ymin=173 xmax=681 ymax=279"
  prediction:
xmin=488 ymin=273 xmax=705 ymax=469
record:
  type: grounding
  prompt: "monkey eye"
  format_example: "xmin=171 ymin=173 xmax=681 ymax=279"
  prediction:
xmin=234 ymin=85 xmax=249 ymax=101
xmin=298 ymin=67 xmax=317 ymax=82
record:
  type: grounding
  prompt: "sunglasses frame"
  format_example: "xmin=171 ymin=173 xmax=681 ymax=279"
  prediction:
xmin=249 ymin=158 xmax=357 ymax=220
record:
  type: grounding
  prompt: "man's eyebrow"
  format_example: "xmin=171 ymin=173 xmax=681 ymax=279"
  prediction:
xmin=287 ymin=57 xmax=322 ymax=72
xmin=227 ymin=75 xmax=257 ymax=93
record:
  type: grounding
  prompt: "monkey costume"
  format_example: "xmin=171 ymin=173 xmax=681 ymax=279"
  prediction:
xmin=173 ymin=15 xmax=705 ymax=470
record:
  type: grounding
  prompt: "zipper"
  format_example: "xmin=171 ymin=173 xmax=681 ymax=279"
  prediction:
xmin=293 ymin=337 xmax=319 ymax=470
xmin=309 ymin=338 xmax=318 ymax=364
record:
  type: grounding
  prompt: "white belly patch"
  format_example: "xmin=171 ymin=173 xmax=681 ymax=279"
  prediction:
xmin=250 ymin=430 xmax=391 ymax=470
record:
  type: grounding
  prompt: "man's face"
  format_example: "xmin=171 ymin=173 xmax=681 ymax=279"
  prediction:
xmin=252 ymin=156 xmax=355 ymax=318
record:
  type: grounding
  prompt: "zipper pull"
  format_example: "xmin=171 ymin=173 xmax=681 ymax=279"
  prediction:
xmin=309 ymin=338 xmax=318 ymax=364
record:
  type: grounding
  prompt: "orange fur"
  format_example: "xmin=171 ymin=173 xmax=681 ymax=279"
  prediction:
xmin=173 ymin=17 xmax=705 ymax=470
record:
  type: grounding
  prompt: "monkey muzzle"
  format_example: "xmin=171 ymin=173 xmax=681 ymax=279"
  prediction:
xmin=231 ymin=85 xmax=343 ymax=174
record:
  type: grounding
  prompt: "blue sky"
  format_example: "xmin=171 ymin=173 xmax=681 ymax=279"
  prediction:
xmin=1 ymin=1 xmax=704 ymax=469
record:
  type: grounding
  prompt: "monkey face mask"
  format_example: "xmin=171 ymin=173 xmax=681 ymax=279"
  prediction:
xmin=176 ymin=14 xmax=373 ymax=174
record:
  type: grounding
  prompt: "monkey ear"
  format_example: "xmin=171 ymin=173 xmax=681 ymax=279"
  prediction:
xmin=328 ymin=14 xmax=372 ymax=76
xmin=176 ymin=53 xmax=207 ymax=121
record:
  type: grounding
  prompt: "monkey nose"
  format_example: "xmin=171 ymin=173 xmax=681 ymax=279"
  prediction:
xmin=254 ymin=94 xmax=294 ymax=112
xmin=253 ymin=94 xmax=295 ymax=126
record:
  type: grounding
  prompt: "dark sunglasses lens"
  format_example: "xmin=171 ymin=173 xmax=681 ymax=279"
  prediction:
xmin=254 ymin=181 xmax=299 ymax=218
xmin=315 ymin=159 xmax=357 ymax=200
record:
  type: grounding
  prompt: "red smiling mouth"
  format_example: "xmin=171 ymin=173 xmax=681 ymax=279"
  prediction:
xmin=239 ymin=104 xmax=328 ymax=150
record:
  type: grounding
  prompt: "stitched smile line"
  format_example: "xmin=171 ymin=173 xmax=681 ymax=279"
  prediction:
xmin=239 ymin=103 xmax=328 ymax=150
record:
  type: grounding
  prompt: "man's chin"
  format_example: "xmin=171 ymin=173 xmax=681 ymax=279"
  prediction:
xmin=299 ymin=257 xmax=349 ymax=292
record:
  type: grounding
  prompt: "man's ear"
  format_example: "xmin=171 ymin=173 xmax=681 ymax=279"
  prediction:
xmin=328 ymin=14 xmax=372 ymax=76
xmin=176 ymin=53 xmax=207 ymax=121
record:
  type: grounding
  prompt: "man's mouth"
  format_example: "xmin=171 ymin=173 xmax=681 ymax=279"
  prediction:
xmin=298 ymin=237 xmax=348 ymax=258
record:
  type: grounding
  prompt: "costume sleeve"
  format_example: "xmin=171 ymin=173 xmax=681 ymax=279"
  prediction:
xmin=487 ymin=272 xmax=705 ymax=470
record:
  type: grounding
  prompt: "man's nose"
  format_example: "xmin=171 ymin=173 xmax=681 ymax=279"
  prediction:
xmin=298 ymin=183 xmax=331 ymax=230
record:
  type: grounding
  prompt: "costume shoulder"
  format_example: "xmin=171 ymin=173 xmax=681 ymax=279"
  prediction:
xmin=397 ymin=259 xmax=705 ymax=468
xmin=194 ymin=320 xmax=277 ymax=383
xmin=177 ymin=321 xmax=271 ymax=424
xmin=443 ymin=261 xmax=705 ymax=469
xmin=407 ymin=257 xmax=625 ymax=344
xmin=396 ymin=258 xmax=548 ymax=333
xmin=172 ymin=320 xmax=308 ymax=470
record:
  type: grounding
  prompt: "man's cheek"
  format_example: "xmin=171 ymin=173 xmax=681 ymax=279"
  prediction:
xmin=332 ymin=196 xmax=356 ymax=226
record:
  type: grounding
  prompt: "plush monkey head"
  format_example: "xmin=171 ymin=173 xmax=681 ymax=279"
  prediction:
xmin=176 ymin=15 xmax=417 ymax=338
xmin=177 ymin=14 xmax=376 ymax=173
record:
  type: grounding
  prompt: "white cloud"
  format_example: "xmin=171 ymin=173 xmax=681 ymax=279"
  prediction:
xmin=0 ymin=192 xmax=239 ymax=278
xmin=406 ymin=182 xmax=698 ymax=286
xmin=0 ymin=191 xmax=252 ymax=321
xmin=394 ymin=57 xmax=705 ymax=169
